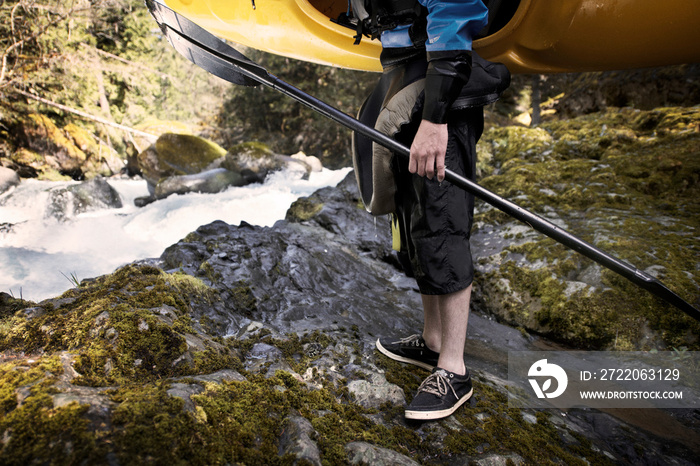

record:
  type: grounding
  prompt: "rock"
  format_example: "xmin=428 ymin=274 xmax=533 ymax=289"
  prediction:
xmin=279 ymin=416 xmax=322 ymax=466
xmin=347 ymin=372 xmax=405 ymax=409
xmin=291 ymin=151 xmax=323 ymax=172
xmin=0 ymin=166 xmax=20 ymax=194
xmin=64 ymin=123 xmax=125 ymax=178
xmin=188 ymin=369 xmax=246 ymax=384
xmin=153 ymin=167 xmax=246 ymax=199
xmin=159 ymin=175 xmax=408 ymax=338
xmin=131 ymin=119 xmax=189 ymax=153
xmin=244 ymin=342 xmax=284 ymax=373
xmin=166 ymin=382 xmax=205 ymax=412
xmin=221 ymin=141 xmax=287 ymax=184
xmin=46 ymin=177 xmax=123 ymax=221
xmin=470 ymin=453 xmax=526 ymax=465
xmin=345 ymin=442 xmax=421 ymax=466
xmin=136 ymin=133 xmax=227 ymax=189
xmin=553 ymin=65 xmax=700 ymax=118
xmin=0 ymin=157 xmax=38 ymax=179
xmin=285 ymin=173 xmax=394 ymax=263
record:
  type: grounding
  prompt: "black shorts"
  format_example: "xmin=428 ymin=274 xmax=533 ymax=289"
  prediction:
xmin=392 ymin=106 xmax=484 ymax=295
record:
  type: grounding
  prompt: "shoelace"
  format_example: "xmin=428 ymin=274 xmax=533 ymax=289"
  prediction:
xmin=416 ymin=370 xmax=458 ymax=399
xmin=392 ymin=334 xmax=423 ymax=345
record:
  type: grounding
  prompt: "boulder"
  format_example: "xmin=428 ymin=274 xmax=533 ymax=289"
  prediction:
xmin=0 ymin=166 xmax=20 ymax=194
xmin=153 ymin=168 xmax=246 ymax=199
xmin=221 ymin=141 xmax=287 ymax=184
xmin=46 ymin=177 xmax=123 ymax=221
xmin=278 ymin=416 xmax=322 ymax=466
xmin=291 ymin=151 xmax=323 ymax=172
xmin=136 ymin=133 xmax=227 ymax=189
xmin=64 ymin=123 xmax=125 ymax=178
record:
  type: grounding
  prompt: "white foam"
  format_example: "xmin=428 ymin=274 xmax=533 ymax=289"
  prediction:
xmin=0 ymin=167 xmax=351 ymax=301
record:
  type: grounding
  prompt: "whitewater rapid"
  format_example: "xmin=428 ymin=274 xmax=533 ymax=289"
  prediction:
xmin=0 ymin=167 xmax=352 ymax=302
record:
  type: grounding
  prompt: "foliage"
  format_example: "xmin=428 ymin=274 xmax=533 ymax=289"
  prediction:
xmin=0 ymin=0 xmax=227 ymax=156
xmin=214 ymin=50 xmax=378 ymax=168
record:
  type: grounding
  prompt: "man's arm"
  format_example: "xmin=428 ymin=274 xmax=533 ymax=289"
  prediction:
xmin=409 ymin=0 xmax=487 ymax=181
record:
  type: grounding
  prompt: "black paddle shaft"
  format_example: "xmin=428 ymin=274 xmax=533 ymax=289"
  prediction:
xmin=147 ymin=0 xmax=700 ymax=321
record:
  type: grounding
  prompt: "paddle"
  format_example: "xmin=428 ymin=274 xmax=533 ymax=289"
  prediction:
xmin=146 ymin=0 xmax=700 ymax=322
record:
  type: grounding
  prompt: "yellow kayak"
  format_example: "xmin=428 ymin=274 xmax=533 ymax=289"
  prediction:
xmin=160 ymin=0 xmax=700 ymax=73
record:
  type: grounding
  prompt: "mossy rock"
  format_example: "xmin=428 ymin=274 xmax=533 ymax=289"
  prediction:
xmin=63 ymin=123 xmax=100 ymax=157
xmin=157 ymin=133 xmax=226 ymax=172
xmin=15 ymin=114 xmax=88 ymax=178
xmin=64 ymin=123 xmax=124 ymax=178
xmin=137 ymin=133 xmax=227 ymax=186
xmin=286 ymin=197 xmax=324 ymax=222
xmin=0 ymin=264 xmax=235 ymax=386
xmin=227 ymin=141 xmax=274 ymax=159
xmin=474 ymin=106 xmax=700 ymax=350
xmin=154 ymin=133 xmax=227 ymax=172
xmin=221 ymin=141 xmax=286 ymax=183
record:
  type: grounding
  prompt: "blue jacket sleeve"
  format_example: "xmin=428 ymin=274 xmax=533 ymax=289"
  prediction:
xmin=420 ymin=0 xmax=488 ymax=123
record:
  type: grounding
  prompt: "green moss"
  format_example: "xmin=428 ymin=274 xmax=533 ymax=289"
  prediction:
xmin=442 ymin=379 xmax=613 ymax=465
xmin=38 ymin=167 xmax=72 ymax=181
xmin=227 ymin=141 xmax=274 ymax=159
xmin=10 ymin=147 xmax=43 ymax=165
xmin=154 ymin=133 xmax=227 ymax=175
xmin=0 ymin=356 xmax=104 ymax=465
xmin=64 ymin=122 xmax=99 ymax=157
xmin=166 ymin=272 xmax=218 ymax=304
xmin=192 ymin=347 xmax=243 ymax=374
xmin=228 ymin=281 xmax=257 ymax=317
xmin=0 ymin=294 xmax=31 ymax=321
xmin=475 ymin=107 xmax=700 ymax=349
xmin=104 ymin=369 xmax=411 ymax=465
xmin=26 ymin=114 xmax=87 ymax=164
xmin=286 ymin=197 xmax=324 ymax=222
xmin=0 ymin=265 xmax=235 ymax=386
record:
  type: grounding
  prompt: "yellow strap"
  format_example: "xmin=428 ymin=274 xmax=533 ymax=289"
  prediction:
xmin=391 ymin=214 xmax=402 ymax=251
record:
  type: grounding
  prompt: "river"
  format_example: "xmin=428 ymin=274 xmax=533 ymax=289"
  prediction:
xmin=0 ymin=167 xmax=352 ymax=302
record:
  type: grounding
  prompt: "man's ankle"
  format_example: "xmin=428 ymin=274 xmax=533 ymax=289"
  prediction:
xmin=436 ymin=359 xmax=466 ymax=376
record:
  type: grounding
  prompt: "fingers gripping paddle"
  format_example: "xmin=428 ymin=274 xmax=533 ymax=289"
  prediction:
xmin=146 ymin=0 xmax=700 ymax=322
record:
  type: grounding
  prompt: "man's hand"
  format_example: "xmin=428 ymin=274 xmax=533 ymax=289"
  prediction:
xmin=409 ymin=119 xmax=448 ymax=182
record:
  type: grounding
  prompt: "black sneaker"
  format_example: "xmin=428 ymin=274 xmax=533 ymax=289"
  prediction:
xmin=405 ymin=367 xmax=473 ymax=420
xmin=376 ymin=334 xmax=439 ymax=371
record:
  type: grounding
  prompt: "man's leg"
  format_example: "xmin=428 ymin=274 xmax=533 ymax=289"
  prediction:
xmin=421 ymin=285 xmax=471 ymax=375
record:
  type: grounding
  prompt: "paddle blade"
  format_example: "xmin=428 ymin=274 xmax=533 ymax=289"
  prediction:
xmin=146 ymin=0 xmax=261 ymax=87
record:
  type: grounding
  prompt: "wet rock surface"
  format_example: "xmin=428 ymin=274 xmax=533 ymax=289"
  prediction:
xmin=44 ymin=176 xmax=123 ymax=221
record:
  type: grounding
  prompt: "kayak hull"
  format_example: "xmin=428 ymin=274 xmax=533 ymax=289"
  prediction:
xmin=159 ymin=0 xmax=700 ymax=73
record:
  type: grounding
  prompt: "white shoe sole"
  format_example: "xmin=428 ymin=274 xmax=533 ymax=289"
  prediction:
xmin=375 ymin=338 xmax=435 ymax=371
xmin=404 ymin=388 xmax=474 ymax=420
